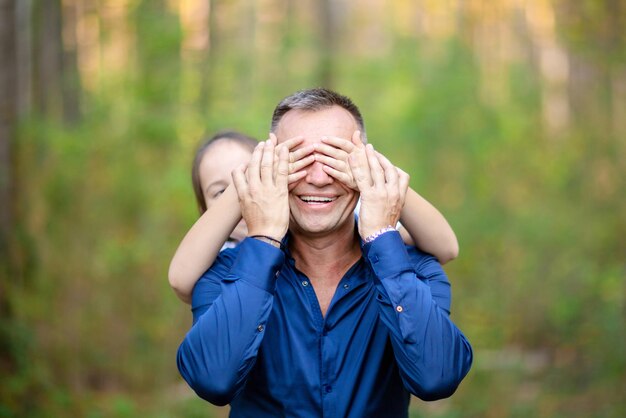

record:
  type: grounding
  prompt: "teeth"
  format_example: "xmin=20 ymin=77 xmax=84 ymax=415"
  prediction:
xmin=300 ymin=196 xmax=335 ymax=203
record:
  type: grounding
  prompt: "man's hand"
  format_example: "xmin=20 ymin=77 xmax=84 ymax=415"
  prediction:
xmin=232 ymin=140 xmax=290 ymax=241
xmin=349 ymin=144 xmax=410 ymax=240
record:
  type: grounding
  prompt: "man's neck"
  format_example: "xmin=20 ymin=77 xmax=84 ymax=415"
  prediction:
xmin=289 ymin=222 xmax=362 ymax=286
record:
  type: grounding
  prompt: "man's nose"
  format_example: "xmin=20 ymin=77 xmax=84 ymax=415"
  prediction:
xmin=305 ymin=160 xmax=334 ymax=187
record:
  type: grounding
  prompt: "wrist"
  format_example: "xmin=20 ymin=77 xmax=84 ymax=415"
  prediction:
xmin=362 ymin=225 xmax=396 ymax=243
xmin=249 ymin=234 xmax=283 ymax=249
xmin=247 ymin=226 xmax=285 ymax=242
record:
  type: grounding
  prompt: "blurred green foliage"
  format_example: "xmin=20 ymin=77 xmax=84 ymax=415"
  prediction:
xmin=2 ymin=0 xmax=625 ymax=417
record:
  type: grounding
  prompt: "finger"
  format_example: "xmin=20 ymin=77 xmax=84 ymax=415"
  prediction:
xmin=288 ymin=144 xmax=315 ymax=164
xmin=349 ymin=148 xmax=372 ymax=190
xmin=271 ymin=133 xmax=303 ymax=169
xmin=352 ymin=130 xmax=364 ymax=147
xmin=375 ymin=150 xmax=398 ymax=187
xmin=260 ymin=140 xmax=274 ymax=185
xmin=291 ymin=154 xmax=315 ymax=173
xmin=273 ymin=137 xmax=288 ymax=174
xmin=365 ymin=144 xmax=385 ymax=187
xmin=314 ymin=142 xmax=350 ymax=160
xmin=276 ymin=138 xmax=307 ymax=171
xmin=231 ymin=164 xmax=249 ymax=200
xmin=322 ymin=165 xmax=354 ymax=186
xmin=320 ymin=135 xmax=355 ymax=153
xmin=272 ymin=137 xmax=280 ymax=174
xmin=277 ymin=135 xmax=305 ymax=152
xmin=314 ymin=153 xmax=349 ymax=173
xmin=287 ymin=170 xmax=307 ymax=184
xmin=397 ymin=167 xmax=410 ymax=204
xmin=276 ymin=145 xmax=289 ymax=188
xmin=376 ymin=151 xmax=399 ymax=204
xmin=247 ymin=142 xmax=264 ymax=186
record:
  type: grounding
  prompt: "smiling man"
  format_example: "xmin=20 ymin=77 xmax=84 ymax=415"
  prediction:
xmin=277 ymin=103 xmax=360 ymax=237
xmin=177 ymin=88 xmax=473 ymax=417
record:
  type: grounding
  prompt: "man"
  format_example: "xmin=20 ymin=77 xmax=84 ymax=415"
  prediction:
xmin=177 ymin=88 xmax=473 ymax=417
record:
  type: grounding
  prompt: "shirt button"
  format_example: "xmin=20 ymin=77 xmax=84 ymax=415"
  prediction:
xmin=325 ymin=385 xmax=332 ymax=393
xmin=257 ymin=325 xmax=264 ymax=332
xmin=396 ymin=305 xmax=403 ymax=313
xmin=302 ymin=281 xmax=309 ymax=287
xmin=343 ymin=284 xmax=349 ymax=290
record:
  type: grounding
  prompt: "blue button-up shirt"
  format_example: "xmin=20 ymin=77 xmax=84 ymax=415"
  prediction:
xmin=177 ymin=231 xmax=472 ymax=418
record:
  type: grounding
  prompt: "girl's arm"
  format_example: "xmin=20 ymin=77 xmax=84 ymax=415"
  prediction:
xmin=398 ymin=188 xmax=459 ymax=264
xmin=168 ymin=184 xmax=241 ymax=304
xmin=169 ymin=136 xmax=313 ymax=304
xmin=317 ymin=133 xmax=459 ymax=264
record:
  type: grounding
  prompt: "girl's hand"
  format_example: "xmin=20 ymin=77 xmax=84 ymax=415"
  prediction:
xmin=314 ymin=131 xmax=364 ymax=189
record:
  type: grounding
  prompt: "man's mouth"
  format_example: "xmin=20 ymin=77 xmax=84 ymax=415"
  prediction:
xmin=299 ymin=196 xmax=337 ymax=204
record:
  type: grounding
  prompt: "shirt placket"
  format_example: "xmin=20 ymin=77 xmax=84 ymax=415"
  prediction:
xmin=299 ymin=274 xmax=341 ymax=417
xmin=298 ymin=276 xmax=330 ymax=413
xmin=320 ymin=275 xmax=361 ymax=418
xmin=292 ymin=258 xmax=366 ymax=418
xmin=320 ymin=315 xmax=336 ymax=418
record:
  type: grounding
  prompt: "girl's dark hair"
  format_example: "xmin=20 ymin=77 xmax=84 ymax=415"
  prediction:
xmin=191 ymin=131 xmax=257 ymax=214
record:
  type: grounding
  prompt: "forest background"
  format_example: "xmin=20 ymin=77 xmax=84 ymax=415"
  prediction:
xmin=0 ymin=0 xmax=624 ymax=417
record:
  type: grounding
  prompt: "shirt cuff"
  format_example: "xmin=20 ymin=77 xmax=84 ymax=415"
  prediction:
xmin=226 ymin=237 xmax=286 ymax=292
xmin=362 ymin=231 xmax=414 ymax=278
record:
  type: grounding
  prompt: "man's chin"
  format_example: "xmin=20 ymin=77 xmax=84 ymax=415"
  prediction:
xmin=290 ymin=217 xmax=353 ymax=238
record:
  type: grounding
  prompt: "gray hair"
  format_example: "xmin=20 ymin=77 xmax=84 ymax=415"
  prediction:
xmin=270 ymin=88 xmax=367 ymax=141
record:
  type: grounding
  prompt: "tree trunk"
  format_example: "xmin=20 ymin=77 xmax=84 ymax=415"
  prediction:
xmin=16 ymin=0 xmax=32 ymax=117
xmin=61 ymin=0 xmax=81 ymax=124
xmin=34 ymin=0 xmax=63 ymax=118
xmin=317 ymin=0 xmax=336 ymax=88
xmin=200 ymin=0 xmax=219 ymax=111
xmin=0 ymin=0 xmax=18 ymax=371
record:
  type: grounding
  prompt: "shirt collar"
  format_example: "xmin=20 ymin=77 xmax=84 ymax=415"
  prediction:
xmin=282 ymin=223 xmax=372 ymax=286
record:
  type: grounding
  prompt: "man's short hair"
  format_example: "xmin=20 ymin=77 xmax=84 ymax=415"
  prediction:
xmin=270 ymin=88 xmax=367 ymax=141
